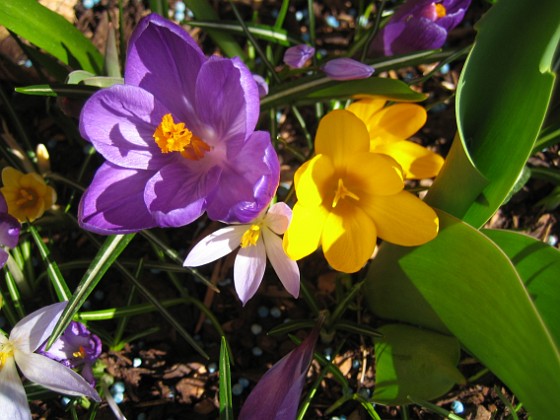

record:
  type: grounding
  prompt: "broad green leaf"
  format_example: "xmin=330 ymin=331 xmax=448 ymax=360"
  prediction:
xmin=15 ymin=84 xmax=99 ymax=98
xmin=364 ymin=211 xmax=560 ymax=417
xmin=219 ymin=336 xmax=234 ymax=420
xmin=373 ymin=324 xmax=464 ymax=405
xmin=426 ymin=0 xmax=560 ymax=227
xmin=0 ymin=0 xmax=103 ymax=73
xmin=483 ymin=229 xmax=560 ymax=346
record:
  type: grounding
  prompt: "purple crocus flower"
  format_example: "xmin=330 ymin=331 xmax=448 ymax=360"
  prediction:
xmin=78 ymin=14 xmax=280 ymax=233
xmin=0 ymin=193 xmax=20 ymax=268
xmin=321 ymin=58 xmax=374 ymax=81
xmin=283 ymin=44 xmax=315 ymax=69
xmin=38 ymin=321 xmax=102 ymax=386
xmin=238 ymin=327 xmax=319 ymax=420
xmin=370 ymin=0 xmax=471 ymax=56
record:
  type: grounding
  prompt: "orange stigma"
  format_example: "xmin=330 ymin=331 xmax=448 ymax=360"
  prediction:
xmin=153 ymin=113 xmax=211 ymax=160
xmin=435 ymin=3 xmax=447 ymax=18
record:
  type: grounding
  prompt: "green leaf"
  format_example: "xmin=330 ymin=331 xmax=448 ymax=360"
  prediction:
xmin=0 ymin=0 xmax=103 ymax=73
xmin=426 ymin=0 xmax=560 ymax=227
xmin=219 ymin=336 xmax=234 ymax=420
xmin=373 ymin=324 xmax=464 ymax=405
xmin=14 ymin=84 xmax=99 ymax=98
xmin=364 ymin=210 xmax=560 ymax=417
xmin=187 ymin=21 xmax=292 ymax=46
xmin=483 ymin=229 xmax=560 ymax=346
xmin=47 ymin=234 xmax=135 ymax=348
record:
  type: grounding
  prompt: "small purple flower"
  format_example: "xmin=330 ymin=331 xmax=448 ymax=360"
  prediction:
xmin=252 ymin=74 xmax=269 ymax=98
xmin=283 ymin=44 xmax=315 ymax=69
xmin=370 ymin=0 xmax=471 ymax=56
xmin=0 ymin=193 xmax=20 ymax=268
xmin=38 ymin=321 xmax=102 ymax=386
xmin=321 ymin=58 xmax=374 ymax=81
xmin=79 ymin=14 xmax=280 ymax=233
xmin=238 ymin=327 xmax=319 ymax=420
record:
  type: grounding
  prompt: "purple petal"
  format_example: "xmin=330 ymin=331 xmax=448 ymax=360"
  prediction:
xmin=194 ymin=56 xmax=259 ymax=152
xmin=125 ymin=13 xmax=205 ymax=117
xmin=0 ymin=212 xmax=20 ymax=249
xmin=283 ymin=44 xmax=315 ymax=69
xmin=321 ymin=58 xmax=374 ymax=81
xmin=79 ymin=162 xmax=157 ymax=234
xmin=79 ymin=84 xmax=170 ymax=170
xmin=145 ymin=161 xmax=221 ymax=228
xmin=238 ymin=327 xmax=319 ymax=420
xmin=206 ymin=131 xmax=280 ymax=224
xmin=438 ymin=0 xmax=471 ymax=30
xmin=234 ymin=240 xmax=267 ymax=305
xmin=391 ymin=17 xmax=448 ymax=54
xmin=253 ymin=74 xmax=269 ymax=98
xmin=0 ymin=193 xmax=7 ymax=213
xmin=0 ymin=249 xmax=8 ymax=269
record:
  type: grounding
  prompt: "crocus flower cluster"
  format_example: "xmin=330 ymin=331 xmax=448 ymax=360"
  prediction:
xmin=347 ymin=99 xmax=444 ymax=179
xmin=283 ymin=110 xmax=439 ymax=273
xmin=79 ymin=14 xmax=279 ymax=234
xmin=0 ymin=167 xmax=56 ymax=223
xmin=38 ymin=321 xmax=102 ymax=386
xmin=0 ymin=302 xmax=100 ymax=420
xmin=184 ymin=202 xmax=299 ymax=305
xmin=370 ymin=0 xmax=471 ymax=56
xmin=0 ymin=192 xmax=20 ymax=269
xmin=238 ymin=326 xmax=319 ymax=420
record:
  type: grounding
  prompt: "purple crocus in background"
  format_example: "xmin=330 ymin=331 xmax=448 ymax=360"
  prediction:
xmin=79 ymin=14 xmax=279 ymax=234
xmin=283 ymin=44 xmax=315 ymax=69
xmin=0 ymin=193 xmax=20 ymax=268
xmin=238 ymin=326 xmax=319 ymax=420
xmin=38 ymin=321 xmax=102 ymax=386
xmin=370 ymin=0 xmax=471 ymax=56
xmin=321 ymin=58 xmax=374 ymax=80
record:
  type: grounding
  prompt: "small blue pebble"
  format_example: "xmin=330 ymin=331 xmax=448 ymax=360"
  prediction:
xmin=250 ymin=323 xmax=263 ymax=335
xmin=358 ymin=388 xmax=371 ymax=398
xmin=83 ymin=0 xmax=94 ymax=9
xmin=451 ymin=400 xmax=465 ymax=414
xmin=440 ymin=63 xmax=450 ymax=74
xmin=270 ymin=307 xmax=282 ymax=318
xmin=547 ymin=235 xmax=558 ymax=247
xmin=430 ymin=103 xmax=447 ymax=113
xmin=112 ymin=381 xmax=125 ymax=394
xmin=218 ymin=277 xmax=232 ymax=286
xmin=133 ymin=358 xmax=142 ymax=367
xmin=301 ymin=33 xmax=311 ymax=42
xmin=93 ymin=290 xmax=104 ymax=301
xmin=93 ymin=0 xmax=101 ymax=4
xmin=295 ymin=11 xmax=304 ymax=21
xmin=232 ymin=383 xmax=244 ymax=396
xmin=325 ymin=15 xmax=340 ymax=28
xmin=238 ymin=377 xmax=250 ymax=388
xmin=174 ymin=1 xmax=186 ymax=12
xmin=60 ymin=396 xmax=71 ymax=406
xmin=252 ymin=346 xmax=263 ymax=356
xmin=324 ymin=347 xmax=333 ymax=361
xmin=82 ymin=300 xmax=92 ymax=310
xmin=257 ymin=306 xmax=269 ymax=318
xmin=174 ymin=11 xmax=185 ymax=22
xmin=208 ymin=362 xmax=217 ymax=373
xmin=352 ymin=359 xmax=360 ymax=369
xmin=113 ymin=392 xmax=124 ymax=404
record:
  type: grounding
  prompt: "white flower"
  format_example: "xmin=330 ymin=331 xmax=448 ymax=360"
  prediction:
xmin=184 ymin=202 xmax=300 ymax=305
xmin=0 ymin=302 xmax=101 ymax=420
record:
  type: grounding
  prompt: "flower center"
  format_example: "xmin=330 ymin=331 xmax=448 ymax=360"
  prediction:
xmin=153 ymin=113 xmax=212 ymax=160
xmin=72 ymin=345 xmax=86 ymax=359
xmin=435 ymin=3 xmax=446 ymax=18
xmin=240 ymin=224 xmax=261 ymax=248
xmin=15 ymin=187 xmax=38 ymax=209
xmin=0 ymin=341 xmax=14 ymax=371
xmin=332 ymin=178 xmax=360 ymax=208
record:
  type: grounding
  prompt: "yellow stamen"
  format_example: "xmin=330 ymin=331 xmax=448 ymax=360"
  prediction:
xmin=0 ymin=342 xmax=14 ymax=371
xmin=153 ymin=113 xmax=212 ymax=160
xmin=15 ymin=188 xmax=37 ymax=208
xmin=240 ymin=224 xmax=261 ymax=248
xmin=72 ymin=345 xmax=86 ymax=359
xmin=332 ymin=178 xmax=360 ymax=208
xmin=435 ymin=3 xmax=447 ymax=18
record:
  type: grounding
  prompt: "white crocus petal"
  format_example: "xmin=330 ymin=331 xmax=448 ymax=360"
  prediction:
xmin=14 ymin=351 xmax=101 ymax=402
xmin=0 ymin=355 xmax=30 ymax=420
xmin=262 ymin=228 xmax=300 ymax=298
xmin=184 ymin=226 xmax=246 ymax=267
xmin=234 ymin=239 xmax=267 ymax=305
xmin=265 ymin=202 xmax=292 ymax=235
xmin=9 ymin=301 xmax=67 ymax=352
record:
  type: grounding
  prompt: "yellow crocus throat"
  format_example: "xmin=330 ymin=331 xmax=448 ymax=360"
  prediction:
xmin=435 ymin=3 xmax=447 ymax=19
xmin=332 ymin=178 xmax=360 ymax=208
xmin=0 ymin=341 xmax=14 ymax=371
xmin=240 ymin=224 xmax=261 ymax=248
xmin=153 ymin=113 xmax=212 ymax=160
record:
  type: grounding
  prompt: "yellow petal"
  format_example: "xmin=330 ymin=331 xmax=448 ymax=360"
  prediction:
xmin=345 ymin=152 xmax=404 ymax=197
xmin=360 ymin=190 xmax=438 ymax=246
xmin=294 ymin=154 xmax=336 ymax=206
xmin=373 ymin=140 xmax=444 ymax=179
xmin=2 ymin=167 xmax=22 ymax=186
xmin=347 ymin=98 xmax=387 ymax=128
xmin=321 ymin=200 xmax=377 ymax=273
xmin=283 ymin=202 xmax=329 ymax=261
xmin=315 ymin=110 xmax=370 ymax=170
xmin=369 ymin=103 xmax=427 ymax=146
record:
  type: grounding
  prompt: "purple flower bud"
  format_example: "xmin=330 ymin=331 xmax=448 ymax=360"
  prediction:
xmin=38 ymin=321 xmax=102 ymax=386
xmin=283 ymin=44 xmax=315 ymax=69
xmin=238 ymin=327 xmax=319 ymax=420
xmin=0 ymin=193 xmax=20 ymax=269
xmin=252 ymin=74 xmax=269 ymax=98
xmin=321 ymin=58 xmax=374 ymax=81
